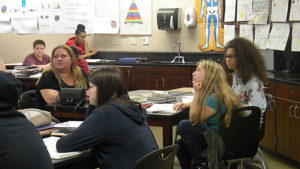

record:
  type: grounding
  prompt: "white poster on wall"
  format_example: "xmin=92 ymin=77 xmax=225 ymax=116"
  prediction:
xmin=292 ymin=23 xmax=300 ymax=51
xmin=239 ymin=24 xmax=253 ymax=42
xmin=0 ymin=21 xmax=12 ymax=33
xmin=11 ymin=8 xmax=38 ymax=34
xmin=254 ymin=24 xmax=270 ymax=50
xmin=237 ymin=0 xmax=252 ymax=21
xmin=249 ymin=0 xmax=268 ymax=24
xmin=94 ymin=0 xmax=119 ymax=34
xmin=64 ymin=0 xmax=95 ymax=34
xmin=224 ymin=0 xmax=236 ymax=22
xmin=0 ymin=0 xmax=12 ymax=21
xmin=289 ymin=0 xmax=300 ymax=21
xmin=224 ymin=24 xmax=235 ymax=45
xmin=266 ymin=23 xmax=290 ymax=51
xmin=271 ymin=0 xmax=288 ymax=22
xmin=38 ymin=0 xmax=66 ymax=34
xmin=120 ymin=0 xmax=151 ymax=35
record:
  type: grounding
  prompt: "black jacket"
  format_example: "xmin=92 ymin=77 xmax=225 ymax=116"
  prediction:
xmin=0 ymin=71 xmax=53 ymax=169
xmin=57 ymin=102 xmax=157 ymax=169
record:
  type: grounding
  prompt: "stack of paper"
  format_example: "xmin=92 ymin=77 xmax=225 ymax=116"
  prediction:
xmin=147 ymin=104 xmax=178 ymax=114
xmin=43 ymin=137 xmax=89 ymax=159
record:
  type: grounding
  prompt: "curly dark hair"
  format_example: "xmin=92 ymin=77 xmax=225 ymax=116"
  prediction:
xmin=222 ymin=37 xmax=267 ymax=84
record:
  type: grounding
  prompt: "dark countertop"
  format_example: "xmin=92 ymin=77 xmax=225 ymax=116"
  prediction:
xmin=88 ymin=61 xmax=300 ymax=86
xmin=267 ymin=71 xmax=300 ymax=86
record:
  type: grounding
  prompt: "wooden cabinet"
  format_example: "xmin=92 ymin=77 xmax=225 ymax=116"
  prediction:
xmin=117 ymin=66 xmax=134 ymax=91
xmin=260 ymin=80 xmax=276 ymax=151
xmin=275 ymin=82 xmax=300 ymax=162
xmin=132 ymin=66 xmax=192 ymax=90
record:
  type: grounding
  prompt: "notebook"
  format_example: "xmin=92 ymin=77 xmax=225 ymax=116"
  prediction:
xmin=43 ymin=136 xmax=90 ymax=159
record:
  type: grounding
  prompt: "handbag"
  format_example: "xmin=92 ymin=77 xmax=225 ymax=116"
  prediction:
xmin=59 ymin=88 xmax=86 ymax=106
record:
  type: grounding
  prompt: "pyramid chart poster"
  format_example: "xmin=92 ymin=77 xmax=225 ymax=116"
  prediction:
xmin=120 ymin=0 xmax=151 ymax=35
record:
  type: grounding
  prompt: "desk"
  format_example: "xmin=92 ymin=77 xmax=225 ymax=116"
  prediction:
xmin=52 ymin=153 xmax=97 ymax=169
xmin=45 ymin=89 xmax=192 ymax=147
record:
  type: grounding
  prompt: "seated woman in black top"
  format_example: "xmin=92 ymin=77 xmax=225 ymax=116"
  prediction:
xmin=36 ymin=45 xmax=88 ymax=108
xmin=56 ymin=66 xmax=157 ymax=169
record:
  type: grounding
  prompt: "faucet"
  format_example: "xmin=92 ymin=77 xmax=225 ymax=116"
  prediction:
xmin=171 ymin=40 xmax=185 ymax=63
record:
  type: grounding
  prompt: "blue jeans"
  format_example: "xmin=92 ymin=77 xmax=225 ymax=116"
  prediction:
xmin=176 ymin=120 xmax=209 ymax=169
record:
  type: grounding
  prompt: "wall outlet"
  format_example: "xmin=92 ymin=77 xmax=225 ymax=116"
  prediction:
xmin=130 ymin=37 xmax=137 ymax=45
xmin=142 ymin=37 xmax=149 ymax=45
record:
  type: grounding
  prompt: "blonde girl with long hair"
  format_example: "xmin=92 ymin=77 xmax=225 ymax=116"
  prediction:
xmin=174 ymin=60 xmax=241 ymax=169
xmin=36 ymin=45 xmax=88 ymax=108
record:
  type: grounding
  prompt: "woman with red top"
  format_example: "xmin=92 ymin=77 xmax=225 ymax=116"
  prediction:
xmin=65 ymin=24 xmax=97 ymax=59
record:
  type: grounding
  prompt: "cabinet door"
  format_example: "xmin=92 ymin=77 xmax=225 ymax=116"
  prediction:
xmin=260 ymin=80 xmax=276 ymax=151
xmin=117 ymin=66 xmax=134 ymax=91
xmin=275 ymin=97 xmax=295 ymax=158
xmin=276 ymin=83 xmax=300 ymax=162
xmin=162 ymin=76 xmax=191 ymax=90
xmin=161 ymin=67 xmax=192 ymax=90
xmin=132 ymin=66 xmax=192 ymax=90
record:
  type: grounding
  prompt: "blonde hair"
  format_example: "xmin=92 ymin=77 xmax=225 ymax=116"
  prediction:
xmin=191 ymin=60 xmax=242 ymax=127
xmin=37 ymin=45 xmax=87 ymax=89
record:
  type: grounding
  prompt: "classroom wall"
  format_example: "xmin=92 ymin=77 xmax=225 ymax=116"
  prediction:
xmin=0 ymin=0 xmax=274 ymax=70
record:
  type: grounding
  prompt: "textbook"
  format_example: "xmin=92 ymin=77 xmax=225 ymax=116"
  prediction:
xmin=43 ymin=136 xmax=90 ymax=159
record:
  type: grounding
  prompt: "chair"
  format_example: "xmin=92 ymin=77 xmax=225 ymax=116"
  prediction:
xmin=220 ymin=106 xmax=262 ymax=169
xmin=19 ymin=90 xmax=37 ymax=109
xmin=132 ymin=144 xmax=179 ymax=169
xmin=244 ymin=94 xmax=274 ymax=169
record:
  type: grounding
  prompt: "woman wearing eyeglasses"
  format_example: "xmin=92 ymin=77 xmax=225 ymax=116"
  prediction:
xmin=223 ymin=37 xmax=267 ymax=113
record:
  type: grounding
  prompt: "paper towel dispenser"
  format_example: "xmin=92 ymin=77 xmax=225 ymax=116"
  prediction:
xmin=157 ymin=8 xmax=181 ymax=30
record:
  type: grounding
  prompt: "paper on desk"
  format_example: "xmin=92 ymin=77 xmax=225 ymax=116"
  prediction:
xmin=43 ymin=136 xmax=89 ymax=159
xmin=181 ymin=96 xmax=193 ymax=103
xmin=54 ymin=121 xmax=83 ymax=131
xmin=147 ymin=104 xmax=178 ymax=114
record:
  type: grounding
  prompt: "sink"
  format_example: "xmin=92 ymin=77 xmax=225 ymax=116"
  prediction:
xmin=148 ymin=61 xmax=195 ymax=64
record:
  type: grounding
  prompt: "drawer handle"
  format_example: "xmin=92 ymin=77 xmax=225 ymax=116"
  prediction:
xmin=295 ymin=105 xmax=300 ymax=119
xmin=289 ymin=106 xmax=295 ymax=118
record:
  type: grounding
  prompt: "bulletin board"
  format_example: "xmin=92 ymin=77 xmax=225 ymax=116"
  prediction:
xmin=222 ymin=0 xmax=300 ymax=51
xmin=0 ymin=0 xmax=151 ymax=35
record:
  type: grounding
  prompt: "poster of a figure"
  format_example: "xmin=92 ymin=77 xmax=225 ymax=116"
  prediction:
xmin=196 ymin=0 xmax=224 ymax=52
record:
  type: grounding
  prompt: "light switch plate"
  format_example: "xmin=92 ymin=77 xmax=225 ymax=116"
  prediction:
xmin=130 ymin=37 xmax=137 ymax=45
xmin=142 ymin=37 xmax=149 ymax=45
xmin=112 ymin=38 xmax=118 ymax=45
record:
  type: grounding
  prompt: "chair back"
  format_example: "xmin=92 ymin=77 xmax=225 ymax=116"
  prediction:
xmin=19 ymin=90 xmax=37 ymax=109
xmin=133 ymin=144 xmax=179 ymax=169
xmin=219 ymin=106 xmax=261 ymax=159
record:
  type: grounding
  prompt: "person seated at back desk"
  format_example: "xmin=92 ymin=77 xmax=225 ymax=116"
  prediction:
xmin=0 ymin=71 xmax=53 ymax=169
xmin=70 ymin=45 xmax=88 ymax=74
xmin=23 ymin=39 xmax=50 ymax=69
xmin=65 ymin=24 xmax=97 ymax=59
xmin=56 ymin=66 xmax=158 ymax=169
xmin=36 ymin=45 xmax=88 ymax=109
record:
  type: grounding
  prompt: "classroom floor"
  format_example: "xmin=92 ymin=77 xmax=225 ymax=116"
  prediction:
xmin=150 ymin=126 xmax=300 ymax=169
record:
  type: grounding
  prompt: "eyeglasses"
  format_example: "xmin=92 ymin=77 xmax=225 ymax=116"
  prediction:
xmin=224 ymin=54 xmax=236 ymax=59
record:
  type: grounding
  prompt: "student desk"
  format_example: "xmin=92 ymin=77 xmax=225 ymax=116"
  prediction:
xmin=52 ymin=153 xmax=97 ymax=169
xmin=45 ymin=89 xmax=192 ymax=147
